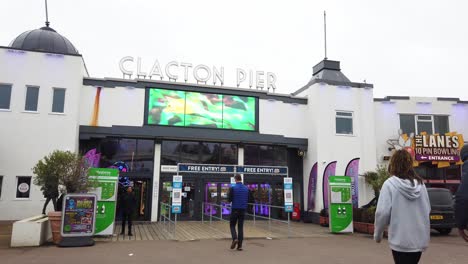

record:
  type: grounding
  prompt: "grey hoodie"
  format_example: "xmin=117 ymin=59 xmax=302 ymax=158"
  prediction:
xmin=374 ymin=176 xmax=431 ymax=252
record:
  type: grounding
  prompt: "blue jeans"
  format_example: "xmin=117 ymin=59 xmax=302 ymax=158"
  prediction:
xmin=230 ymin=209 xmax=245 ymax=244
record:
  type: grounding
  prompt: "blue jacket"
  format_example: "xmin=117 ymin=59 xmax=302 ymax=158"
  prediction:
xmin=229 ymin=183 xmax=250 ymax=209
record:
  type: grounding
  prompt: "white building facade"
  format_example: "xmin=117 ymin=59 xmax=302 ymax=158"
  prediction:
xmin=0 ymin=24 xmax=466 ymax=221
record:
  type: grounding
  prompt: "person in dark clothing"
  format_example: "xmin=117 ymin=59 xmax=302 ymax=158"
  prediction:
xmin=228 ymin=174 xmax=252 ymax=251
xmin=455 ymin=145 xmax=468 ymax=242
xmin=41 ymin=180 xmax=59 ymax=214
xmin=120 ymin=186 xmax=137 ymax=236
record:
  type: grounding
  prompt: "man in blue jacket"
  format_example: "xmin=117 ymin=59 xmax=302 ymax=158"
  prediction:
xmin=228 ymin=174 xmax=251 ymax=251
xmin=456 ymin=145 xmax=468 ymax=242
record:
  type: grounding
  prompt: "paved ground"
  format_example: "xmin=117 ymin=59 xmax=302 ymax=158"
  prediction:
xmin=95 ymin=220 xmax=330 ymax=242
xmin=1 ymin=220 xmax=467 ymax=264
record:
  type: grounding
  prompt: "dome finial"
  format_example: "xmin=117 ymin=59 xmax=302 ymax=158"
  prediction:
xmin=45 ymin=0 xmax=50 ymax=27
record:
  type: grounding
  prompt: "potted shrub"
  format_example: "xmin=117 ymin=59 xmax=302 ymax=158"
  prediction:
xmin=361 ymin=206 xmax=376 ymax=234
xmin=362 ymin=165 xmax=390 ymax=202
xmin=353 ymin=166 xmax=390 ymax=234
xmin=33 ymin=150 xmax=93 ymax=244
xmin=319 ymin=208 xmax=329 ymax=227
xmin=353 ymin=207 xmax=365 ymax=232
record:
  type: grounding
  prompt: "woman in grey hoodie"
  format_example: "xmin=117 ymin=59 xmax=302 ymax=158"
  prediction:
xmin=374 ymin=149 xmax=431 ymax=264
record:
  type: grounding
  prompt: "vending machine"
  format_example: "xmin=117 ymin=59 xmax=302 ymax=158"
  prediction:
xmin=328 ymin=176 xmax=353 ymax=233
xmin=88 ymin=168 xmax=119 ymax=236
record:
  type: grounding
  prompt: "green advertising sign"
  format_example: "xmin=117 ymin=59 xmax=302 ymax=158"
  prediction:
xmin=328 ymin=176 xmax=353 ymax=233
xmin=88 ymin=168 xmax=119 ymax=236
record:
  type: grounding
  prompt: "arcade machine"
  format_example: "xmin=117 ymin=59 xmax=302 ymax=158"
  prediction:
xmin=205 ymin=183 xmax=218 ymax=216
xmin=257 ymin=183 xmax=271 ymax=216
xmin=246 ymin=184 xmax=258 ymax=215
xmin=220 ymin=183 xmax=231 ymax=216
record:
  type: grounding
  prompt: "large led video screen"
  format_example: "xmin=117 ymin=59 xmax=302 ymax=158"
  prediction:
xmin=147 ymin=88 xmax=256 ymax=131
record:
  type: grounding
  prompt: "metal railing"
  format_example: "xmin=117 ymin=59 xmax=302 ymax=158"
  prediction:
xmin=246 ymin=203 xmax=291 ymax=238
xmin=159 ymin=202 xmax=177 ymax=239
xmin=202 ymin=202 xmax=231 ymax=224
xmin=201 ymin=202 xmax=291 ymax=238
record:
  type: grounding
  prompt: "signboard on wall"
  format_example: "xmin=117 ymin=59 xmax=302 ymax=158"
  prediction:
xmin=61 ymin=194 xmax=97 ymax=237
xmin=414 ymin=134 xmax=461 ymax=162
xmin=178 ymin=164 xmax=236 ymax=173
xmin=238 ymin=166 xmax=288 ymax=175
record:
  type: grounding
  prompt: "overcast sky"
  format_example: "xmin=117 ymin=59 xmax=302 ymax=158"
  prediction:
xmin=2 ymin=0 xmax=467 ymax=99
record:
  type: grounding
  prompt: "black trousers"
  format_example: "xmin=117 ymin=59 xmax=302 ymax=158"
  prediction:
xmin=121 ymin=212 xmax=133 ymax=234
xmin=392 ymin=250 xmax=422 ymax=264
xmin=230 ymin=209 xmax=245 ymax=244
xmin=42 ymin=197 xmax=57 ymax=214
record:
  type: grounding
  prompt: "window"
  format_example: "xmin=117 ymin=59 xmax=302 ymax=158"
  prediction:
xmin=336 ymin=111 xmax=353 ymax=135
xmin=161 ymin=141 xmax=181 ymax=165
xmin=25 ymin=86 xmax=40 ymax=111
xmin=434 ymin=116 xmax=449 ymax=134
xmin=80 ymin=138 xmax=155 ymax=172
xmin=179 ymin=141 xmax=200 ymax=163
xmin=0 ymin=176 xmax=3 ymax=198
xmin=0 ymin=84 xmax=12 ymax=110
xmin=244 ymin=145 xmax=260 ymax=165
xmin=220 ymin=144 xmax=238 ymax=164
xmin=259 ymin=145 xmax=275 ymax=166
xmin=399 ymin=114 xmax=449 ymax=135
xmin=200 ymin=142 xmax=221 ymax=164
xmin=16 ymin=176 xmax=32 ymax=198
xmin=244 ymin=144 xmax=287 ymax=166
xmin=416 ymin=115 xmax=433 ymax=134
xmin=400 ymin=114 xmax=416 ymax=135
xmin=52 ymin=88 xmax=66 ymax=113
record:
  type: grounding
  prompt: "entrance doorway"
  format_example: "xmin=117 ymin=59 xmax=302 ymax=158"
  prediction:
xmin=116 ymin=177 xmax=152 ymax=221
xmin=160 ymin=180 xmax=198 ymax=220
xmin=204 ymin=182 xmax=231 ymax=217
xmin=244 ymin=178 xmax=288 ymax=220
xmin=158 ymin=172 xmax=292 ymax=221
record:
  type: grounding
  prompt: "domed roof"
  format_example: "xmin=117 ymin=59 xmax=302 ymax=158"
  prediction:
xmin=9 ymin=25 xmax=79 ymax=55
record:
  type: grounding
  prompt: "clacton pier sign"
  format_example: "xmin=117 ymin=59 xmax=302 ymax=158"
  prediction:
xmin=119 ymin=56 xmax=278 ymax=92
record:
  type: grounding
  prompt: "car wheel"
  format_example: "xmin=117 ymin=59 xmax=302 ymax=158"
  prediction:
xmin=436 ymin=228 xmax=452 ymax=235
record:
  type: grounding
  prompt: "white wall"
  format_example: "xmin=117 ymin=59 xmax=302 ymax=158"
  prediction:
xmin=259 ymin=99 xmax=307 ymax=138
xmin=374 ymin=97 xmax=468 ymax=166
xmin=0 ymin=48 xmax=85 ymax=220
xmin=80 ymin=85 xmax=145 ymax=127
xmin=303 ymin=83 xmax=376 ymax=212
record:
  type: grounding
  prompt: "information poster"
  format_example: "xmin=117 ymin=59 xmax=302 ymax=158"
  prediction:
xmin=61 ymin=194 xmax=97 ymax=237
xmin=284 ymin=178 xmax=293 ymax=212
xmin=172 ymin=175 xmax=183 ymax=214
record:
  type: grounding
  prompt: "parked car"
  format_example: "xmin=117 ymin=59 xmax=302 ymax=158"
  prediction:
xmin=427 ymin=188 xmax=456 ymax=235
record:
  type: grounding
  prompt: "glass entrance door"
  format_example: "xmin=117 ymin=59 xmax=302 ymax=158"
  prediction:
xmin=116 ymin=178 xmax=151 ymax=221
xmin=246 ymin=183 xmax=272 ymax=217
xmin=160 ymin=180 xmax=198 ymax=220
xmin=133 ymin=179 xmax=150 ymax=221
xmin=204 ymin=182 xmax=231 ymax=217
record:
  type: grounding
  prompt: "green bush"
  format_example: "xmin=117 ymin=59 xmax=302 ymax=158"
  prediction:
xmin=353 ymin=207 xmax=363 ymax=222
xmin=362 ymin=165 xmax=390 ymax=199
xmin=33 ymin=150 xmax=95 ymax=213
xmin=361 ymin=206 xmax=377 ymax=223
